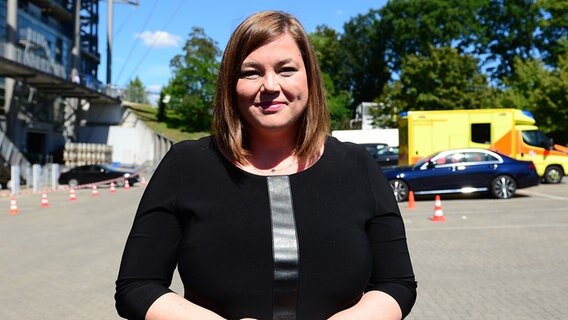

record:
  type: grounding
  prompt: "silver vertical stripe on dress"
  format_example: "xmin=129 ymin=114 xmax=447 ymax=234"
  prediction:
xmin=267 ymin=176 xmax=299 ymax=320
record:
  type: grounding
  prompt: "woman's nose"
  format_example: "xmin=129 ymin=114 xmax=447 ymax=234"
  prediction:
xmin=260 ymin=73 xmax=280 ymax=93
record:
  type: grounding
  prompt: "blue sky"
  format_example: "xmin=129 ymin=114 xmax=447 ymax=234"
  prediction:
xmin=97 ymin=0 xmax=388 ymax=98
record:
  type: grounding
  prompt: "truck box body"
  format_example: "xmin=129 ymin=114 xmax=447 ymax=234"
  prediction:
xmin=399 ymin=108 xmax=567 ymax=183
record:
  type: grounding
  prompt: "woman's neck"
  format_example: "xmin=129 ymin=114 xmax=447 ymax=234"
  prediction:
xmin=247 ymin=133 xmax=298 ymax=170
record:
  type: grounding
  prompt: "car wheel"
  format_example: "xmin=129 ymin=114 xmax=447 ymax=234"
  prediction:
xmin=491 ymin=175 xmax=517 ymax=199
xmin=116 ymin=179 xmax=125 ymax=187
xmin=68 ymin=179 xmax=79 ymax=188
xmin=544 ymin=166 xmax=563 ymax=184
xmin=389 ymin=179 xmax=409 ymax=202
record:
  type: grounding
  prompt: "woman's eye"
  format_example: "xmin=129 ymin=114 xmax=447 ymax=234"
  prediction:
xmin=240 ymin=70 xmax=260 ymax=79
xmin=280 ymin=67 xmax=297 ymax=77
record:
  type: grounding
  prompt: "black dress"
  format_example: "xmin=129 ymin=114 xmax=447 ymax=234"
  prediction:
xmin=115 ymin=136 xmax=417 ymax=320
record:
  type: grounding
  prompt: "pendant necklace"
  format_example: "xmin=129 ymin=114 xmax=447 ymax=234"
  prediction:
xmin=253 ymin=158 xmax=298 ymax=174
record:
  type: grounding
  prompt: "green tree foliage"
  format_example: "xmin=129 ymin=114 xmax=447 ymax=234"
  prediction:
xmin=535 ymin=0 xmax=568 ymax=67
xmin=372 ymin=82 xmax=405 ymax=128
xmin=339 ymin=10 xmax=390 ymax=106
xmin=124 ymin=76 xmax=149 ymax=104
xmin=164 ymin=27 xmax=220 ymax=132
xmin=378 ymin=0 xmax=487 ymax=72
xmin=310 ymin=26 xmax=345 ymax=91
xmin=322 ymin=73 xmax=352 ymax=130
xmin=477 ymin=0 xmax=541 ymax=80
xmin=500 ymin=53 xmax=568 ymax=144
xmin=157 ymin=89 xmax=167 ymax=122
xmin=394 ymin=47 xmax=495 ymax=111
xmin=310 ymin=26 xmax=352 ymax=130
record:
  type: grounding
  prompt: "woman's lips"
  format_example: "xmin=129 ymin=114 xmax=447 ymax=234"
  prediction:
xmin=258 ymin=102 xmax=285 ymax=112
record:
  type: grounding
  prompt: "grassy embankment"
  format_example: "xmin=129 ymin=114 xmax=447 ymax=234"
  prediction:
xmin=124 ymin=103 xmax=209 ymax=143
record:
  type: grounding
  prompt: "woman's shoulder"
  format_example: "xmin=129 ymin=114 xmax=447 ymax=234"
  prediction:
xmin=173 ymin=135 xmax=212 ymax=149
xmin=167 ymin=136 xmax=217 ymax=161
xmin=325 ymin=136 xmax=369 ymax=159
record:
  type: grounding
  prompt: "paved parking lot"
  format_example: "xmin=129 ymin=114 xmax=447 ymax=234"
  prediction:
xmin=402 ymin=183 xmax=568 ymax=319
xmin=0 ymin=181 xmax=567 ymax=319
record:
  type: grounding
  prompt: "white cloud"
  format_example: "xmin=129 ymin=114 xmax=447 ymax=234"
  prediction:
xmin=135 ymin=31 xmax=181 ymax=48
xmin=146 ymin=84 xmax=163 ymax=93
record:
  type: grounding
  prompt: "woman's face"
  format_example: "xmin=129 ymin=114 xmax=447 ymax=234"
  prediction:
xmin=236 ymin=32 xmax=309 ymax=136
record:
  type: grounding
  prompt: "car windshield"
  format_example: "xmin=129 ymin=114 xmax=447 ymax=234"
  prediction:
xmin=414 ymin=155 xmax=435 ymax=168
xmin=522 ymin=130 xmax=551 ymax=148
xmin=377 ymin=147 xmax=398 ymax=155
xmin=100 ymin=164 xmax=116 ymax=171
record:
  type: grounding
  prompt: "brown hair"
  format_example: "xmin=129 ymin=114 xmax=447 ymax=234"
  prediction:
xmin=212 ymin=10 xmax=330 ymax=164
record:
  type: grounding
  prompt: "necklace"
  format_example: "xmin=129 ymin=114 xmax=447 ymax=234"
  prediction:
xmin=250 ymin=158 xmax=298 ymax=174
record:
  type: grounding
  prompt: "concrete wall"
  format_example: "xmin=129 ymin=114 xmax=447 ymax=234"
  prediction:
xmin=106 ymin=108 xmax=166 ymax=167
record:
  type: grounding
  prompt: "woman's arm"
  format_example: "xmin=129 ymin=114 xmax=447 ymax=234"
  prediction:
xmin=146 ymin=292 xmax=225 ymax=320
xmin=327 ymin=291 xmax=402 ymax=320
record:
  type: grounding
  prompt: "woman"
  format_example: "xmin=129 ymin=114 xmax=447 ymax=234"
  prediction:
xmin=115 ymin=10 xmax=417 ymax=320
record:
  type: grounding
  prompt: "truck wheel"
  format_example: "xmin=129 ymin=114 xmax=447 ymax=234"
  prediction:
xmin=544 ymin=166 xmax=563 ymax=184
xmin=491 ymin=175 xmax=516 ymax=199
xmin=389 ymin=179 xmax=409 ymax=202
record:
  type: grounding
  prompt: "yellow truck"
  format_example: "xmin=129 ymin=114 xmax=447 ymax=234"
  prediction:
xmin=398 ymin=108 xmax=568 ymax=183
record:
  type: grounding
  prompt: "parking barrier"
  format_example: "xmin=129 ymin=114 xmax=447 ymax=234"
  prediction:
xmin=91 ymin=185 xmax=99 ymax=196
xmin=9 ymin=196 xmax=19 ymax=215
xmin=407 ymin=191 xmax=416 ymax=209
xmin=40 ymin=193 xmax=50 ymax=208
xmin=429 ymin=195 xmax=446 ymax=222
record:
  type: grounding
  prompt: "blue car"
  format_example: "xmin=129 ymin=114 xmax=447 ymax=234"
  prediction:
xmin=382 ymin=148 xmax=540 ymax=202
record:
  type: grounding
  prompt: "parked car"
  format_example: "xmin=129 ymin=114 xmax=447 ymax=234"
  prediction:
xmin=360 ymin=143 xmax=388 ymax=156
xmin=359 ymin=143 xmax=399 ymax=166
xmin=374 ymin=146 xmax=399 ymax=166
xmin=58 ymin=164 xmax=139 ymax=187
xmin=382 ymin=148 xmax=540 ymax=202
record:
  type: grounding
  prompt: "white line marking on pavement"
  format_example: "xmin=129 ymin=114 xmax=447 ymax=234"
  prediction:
xmin=518 ymin=190 xmax=568 ymax=201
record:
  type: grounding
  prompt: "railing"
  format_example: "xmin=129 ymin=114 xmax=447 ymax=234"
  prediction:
xmin=0 ymin=41 xmax=121 ymax=100
xmin=0 ymin=128 xmax=31 ymax=185
xmin=0 ymin=41 xmax=66 ymax=79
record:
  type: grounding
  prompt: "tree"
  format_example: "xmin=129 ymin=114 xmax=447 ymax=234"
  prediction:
xmin=310 ymin=26 xmax=345 ymax=90
xmin=165 ymin=27 xmax=220 ymax=132
xmin=340 ymin=10 xmax=390 ymax=107
xmin=372 ymin=82 xmax=405 ymax=128
xmin=535 ymin=0 xmax=568 ymax=67
xmin=310 ymin=26 xmax=352 ymax=129
xmin=378 ymin=0 xmax=487 ymax=73
xmin=321 ymin=73 xmax=352 ymax=130
xmin=500 ymin=53 xmax=568 ymax=144
xmin=391 ymin=47 xmax=496 ymax=111
xmin=124 ymin=76 xmax=149 ymax=104
xmin=476 ymin=0 xmax=541 ymax=81
xmin=157 ymin=89 xmax=167 ymax=122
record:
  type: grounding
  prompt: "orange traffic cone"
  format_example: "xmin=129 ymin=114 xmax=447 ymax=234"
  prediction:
xmin=9 ymin=196 xmax=19 ymax=215
xmin=407 ymin=191 xmax=416 ymax=209
xmin=429 ymin=195 xmax=445 ymax=222
xmin=109 ymin=182 xmax=116 ymax=193
xmin=91 ymin=185 xmax=99 ymax=196
xmin=124 ymin=179 xmax=130 ymax=190
xmin=40 ymin=192 xmax=50 ymax=208
xmin=68 ymin=188 xmax=77 ymax=201
xmin=140 ymin=176 xmax=146 ymax=186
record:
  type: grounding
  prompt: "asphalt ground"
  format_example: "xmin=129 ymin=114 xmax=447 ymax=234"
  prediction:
xmin=0 ymin=180 xmax=567 ymax=319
